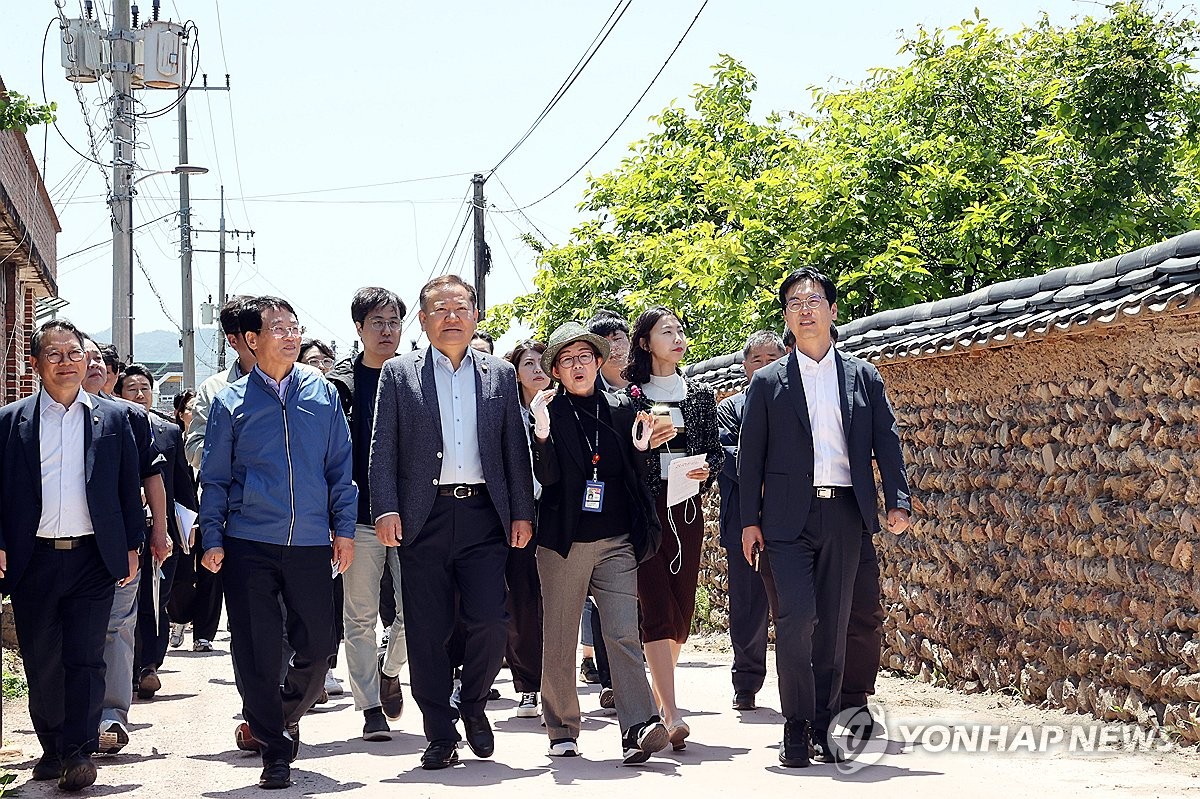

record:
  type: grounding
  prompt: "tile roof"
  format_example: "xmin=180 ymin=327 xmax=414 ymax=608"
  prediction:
xmin=685 ymin=230 xmax=1200 ymax=391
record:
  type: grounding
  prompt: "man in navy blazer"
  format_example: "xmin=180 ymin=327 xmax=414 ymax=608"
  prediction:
xmin=740 ymin=267 xmax=911 ymax=768
xmin=0 ymin=320 xmax=144 ymax=791
xmin=370 ymin=274 xmax=534 ymax=769
xmin=716 ymin=330 xmax=786 ymax=712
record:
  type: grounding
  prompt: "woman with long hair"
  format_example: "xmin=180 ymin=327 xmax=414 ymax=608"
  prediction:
xmin=503 ymin=340 xmax=553 ymax=718
xmin=621 ymin=306 xmax=723 ymax=750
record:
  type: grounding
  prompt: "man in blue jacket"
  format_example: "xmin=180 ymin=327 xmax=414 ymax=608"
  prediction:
xmin=199 ymin=296 xmax=357 ymax=791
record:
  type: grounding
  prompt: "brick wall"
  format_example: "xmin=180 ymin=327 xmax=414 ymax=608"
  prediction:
xmin=2 ymin=283 xmax=36 ymax=404
xmin=0 ymin=129 xmax=59 ymax=286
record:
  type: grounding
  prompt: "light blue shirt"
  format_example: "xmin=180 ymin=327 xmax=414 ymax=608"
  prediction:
xmin=254 ymin=364 xmax=294 ymax=400
xmin=432 ymin=346 xmax=485 ymax=485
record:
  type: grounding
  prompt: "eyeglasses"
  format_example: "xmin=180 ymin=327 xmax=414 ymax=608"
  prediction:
xmin=267 ymin=325 xmax=304 ymax=338
xmin=556 ymin=351 xmax=596 ymax=369
xmin=785 ymin=295 xmax=828 ymax=313
xmin=43 ymin=349 xmax=86 ymax=364
xmin=426 ymin=305 xmax=474 ymax=320
xmin=364 ymin=318 xmax=403 ymax=332
xmin=305 ymin=356 xmax=334 ymax=368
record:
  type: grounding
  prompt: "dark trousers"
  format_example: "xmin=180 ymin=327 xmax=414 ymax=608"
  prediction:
xmin=135 ymin=548 xmax=179 ymax=672
xmin=222 ymin=538 xmax=333 ymax=765
xmin=166 ymin=548 xmax=224 ymax=641
xmin=589 ymin=600 xmax=612 ymax=689
xmin=379 ymin=567 xmax=397 ymax=629
xmin=769 ymin=493 xmax=861 ymax=735
xmin=329 ymin=574 xmax=344 ymax=668
xmin=724 ymin=544 xmax=778 ymax=694
xmin=505 ymin=541 xmax=542 ymax=693
xmin=10 ymin=541 xmax=115 ymax=758
xmin=400 ymin=492 xmax=509 ymax=744
xmin=842 ymin=531 xmax=884 ymax=709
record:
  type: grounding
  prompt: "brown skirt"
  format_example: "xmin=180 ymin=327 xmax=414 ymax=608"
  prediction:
xmin=637 ymin=491 xmax=705 ymax=644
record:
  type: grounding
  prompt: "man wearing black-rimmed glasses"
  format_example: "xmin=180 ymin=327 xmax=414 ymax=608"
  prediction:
xmin=739 ymin=267 xmax=911 ymax=768
xmin=0 ymin=320 xmax=144 ymax=791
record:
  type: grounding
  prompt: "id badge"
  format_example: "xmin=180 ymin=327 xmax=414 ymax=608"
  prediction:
xmin=583 ymin=480 xmax=605 ymax=513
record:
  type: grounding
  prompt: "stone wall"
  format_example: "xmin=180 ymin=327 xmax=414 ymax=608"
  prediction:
xmin=695 ymin=310 xmax=1200 ymax=742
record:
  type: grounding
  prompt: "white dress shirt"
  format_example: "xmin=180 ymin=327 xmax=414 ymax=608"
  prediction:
xmin=796 ymin=347 xmax=852 ymax=487
xmin=433 ymin=346 xmax=485 ymax=485
xmin=37 ymin=387 xmax=96 ymax=538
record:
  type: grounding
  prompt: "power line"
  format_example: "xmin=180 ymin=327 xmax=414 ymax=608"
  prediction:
xmin=491 ymin=173 xmax=552 ymax=244
xmin=493 ymin=0 xmax=710 ymax=213
xmin=487 ymin=209 xmax=531 ymax=293
xmin=488 ymin=1 xmax=632 ymax=175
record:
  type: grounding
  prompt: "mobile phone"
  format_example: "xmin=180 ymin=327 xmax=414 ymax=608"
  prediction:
xmin=752 ymin=543 xmax=761 ymax=572
xmin=331 ymin=560 xmax=341 ymax=578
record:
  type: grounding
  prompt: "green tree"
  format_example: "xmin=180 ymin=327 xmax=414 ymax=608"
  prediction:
xmin=486 ymin=1 xmax=1200 ymax=361
xmin=0 ymin=90 xmax=56 ymax=133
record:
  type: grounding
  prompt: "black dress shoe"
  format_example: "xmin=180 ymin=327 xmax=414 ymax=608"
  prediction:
xmin=286 ymin=722 xmax=300 ymax=762
xmin=462 ymin=714 xmax=495 ymax=758
xmin=379 ymin=654 xmax=405 ymax=720
xmin=733 ymin=691 xmax=756 ymax=710
xmin=420 ymin=741 xmax=460 ymax=770
xmin=779 ymin=720 xmax=811 ymax=768
xmin=812 ymin=728 xmax=848 ymax=764
xmin=841 ymin=705 xmax=877 ymax=742
xmin=258 ymin=761 xmax=292 ymax=789
xmin=58 ymin=755 xmax=98 ymax=792
xmin=31 ymin=752 xmax=62 ymax=781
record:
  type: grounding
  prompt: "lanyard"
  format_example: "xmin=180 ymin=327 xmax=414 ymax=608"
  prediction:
xmin=569 ymin=395 xmax=602 ymax=480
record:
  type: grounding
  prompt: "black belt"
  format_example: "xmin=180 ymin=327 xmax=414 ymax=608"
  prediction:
xmin=814 ymin=486 xmax=853 ymax=499
xmin=437 ymin=483 xmax=487 ymax=499
xmin=35 ymin=535 xmax=94 ymax=550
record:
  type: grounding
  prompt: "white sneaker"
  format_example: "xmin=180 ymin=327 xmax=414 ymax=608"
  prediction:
xmin=98 ymin=721 xmax=129 ymax=754
xmin=516 ymin=692 xmax=539 ymax=718
xmin=324 ymin=672 xmax=344 ymax=695
xmin=548 ymin=738 xmax=579 ymax=757
xmin=169 ymin=623 xmax=185 ymax=649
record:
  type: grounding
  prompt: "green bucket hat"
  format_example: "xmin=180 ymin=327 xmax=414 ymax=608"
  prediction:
xmin=541 ymin=321 xmax=611 ymax=375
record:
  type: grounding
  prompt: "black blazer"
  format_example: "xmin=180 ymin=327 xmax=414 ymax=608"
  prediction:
xmin=738 ymin=349 xmax=911 ymax=538
xmin=531 ymin=390 xmax=662 ymax=563
xmin=150 ymin=414 xmax=198 ymax=547
xmin=0 ymin=392 xmax=146 ymax=590
xmin=715 ymin=390 xmax=746 ymax=549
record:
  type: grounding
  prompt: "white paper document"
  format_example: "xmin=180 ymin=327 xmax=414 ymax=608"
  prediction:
xmin=666 ymin=454 xmax=708 ymax=507
xmin=175 ymin=502 xmax=198 ymax=555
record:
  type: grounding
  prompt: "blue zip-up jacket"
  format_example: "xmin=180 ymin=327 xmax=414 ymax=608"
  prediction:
xmin=199 ymin=364 xmax=357 ymax=549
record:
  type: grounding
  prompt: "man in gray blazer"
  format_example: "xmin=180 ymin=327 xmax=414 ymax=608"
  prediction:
xmin=370 ymin=274 xmax=535 ymax=770
xmin=740 ymin=266 xmax=911 ymax=768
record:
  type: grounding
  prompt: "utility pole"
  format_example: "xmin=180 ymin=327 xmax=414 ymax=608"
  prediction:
xmin=111 ymin=0 xmax=135 ymax=362
xmin=472 ymin=173 xmax=488 ymax=315
xmin=179 ymin=74 xmax=229 ymax=388
xmin=192 ymin=183 xmax=254 ymax=372
xmin=217 ymin=185 xmax=227 ymax=369
xmin=178 ymin=92 xmax=195 ymax=388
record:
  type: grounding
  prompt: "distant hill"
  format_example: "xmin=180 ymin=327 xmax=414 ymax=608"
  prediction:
xmin=91 ymin=327 xmax=223 ymax=383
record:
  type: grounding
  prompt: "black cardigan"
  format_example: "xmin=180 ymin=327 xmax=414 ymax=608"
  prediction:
xmin=531 ymin=390 xmax=661 ymax=563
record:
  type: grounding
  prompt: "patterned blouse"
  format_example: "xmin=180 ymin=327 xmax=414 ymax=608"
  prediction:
xmin=621 ymin=373 xmax=724 ymax=497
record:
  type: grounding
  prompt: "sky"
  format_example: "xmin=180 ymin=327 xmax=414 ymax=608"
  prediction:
xmin=2 ymin=0 xmax=1166 ymax=374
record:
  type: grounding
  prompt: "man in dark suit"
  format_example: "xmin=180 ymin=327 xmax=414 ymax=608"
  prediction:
xmin=113 ymin=364 xmax=199 ymax=699
xmin=716 ymin=330 xmax=786 ymax=712
xmin=0 ymin=320 xmax=144 ymax=791
xmin=740 ymin=267 xmax=911 ymax=767
xmin=370 ymin=274 xmax=535 ymax=769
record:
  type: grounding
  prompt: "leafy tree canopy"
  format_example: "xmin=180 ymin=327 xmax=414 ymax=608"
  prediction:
xmin=484 ymin=1 xmax=1200 ymax=362
xmin=0 ymin=91 xmax=56 ymax=134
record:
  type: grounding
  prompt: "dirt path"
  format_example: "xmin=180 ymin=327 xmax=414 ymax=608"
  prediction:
xmin=1 ymin=630 xmax=1197 ymax=797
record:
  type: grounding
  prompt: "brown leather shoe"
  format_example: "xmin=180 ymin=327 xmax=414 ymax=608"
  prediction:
xmin=136 ymin=667 xmax=161 ymax=700
xmin=235 ymin=721 xmax=261 ymax=752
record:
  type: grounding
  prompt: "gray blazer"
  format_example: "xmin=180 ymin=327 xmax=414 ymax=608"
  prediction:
xmin=738 ymin=348 xmax=911 ymax=539
xmin=369 ymin=346 xmax=535 ymax=543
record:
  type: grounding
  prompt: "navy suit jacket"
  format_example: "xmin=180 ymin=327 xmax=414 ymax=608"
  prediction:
xmin=0 ymin=391 xmax=146 ymax=590
xmin=738 ymin=348 xmax=911 ymax=539
xmin=369 ymin=347 xmax=535 ymax=543
xmin=150 ymin=413 xmax=198 ymax=547
xmin=715 ymin=390 xmax=746 ymax=549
